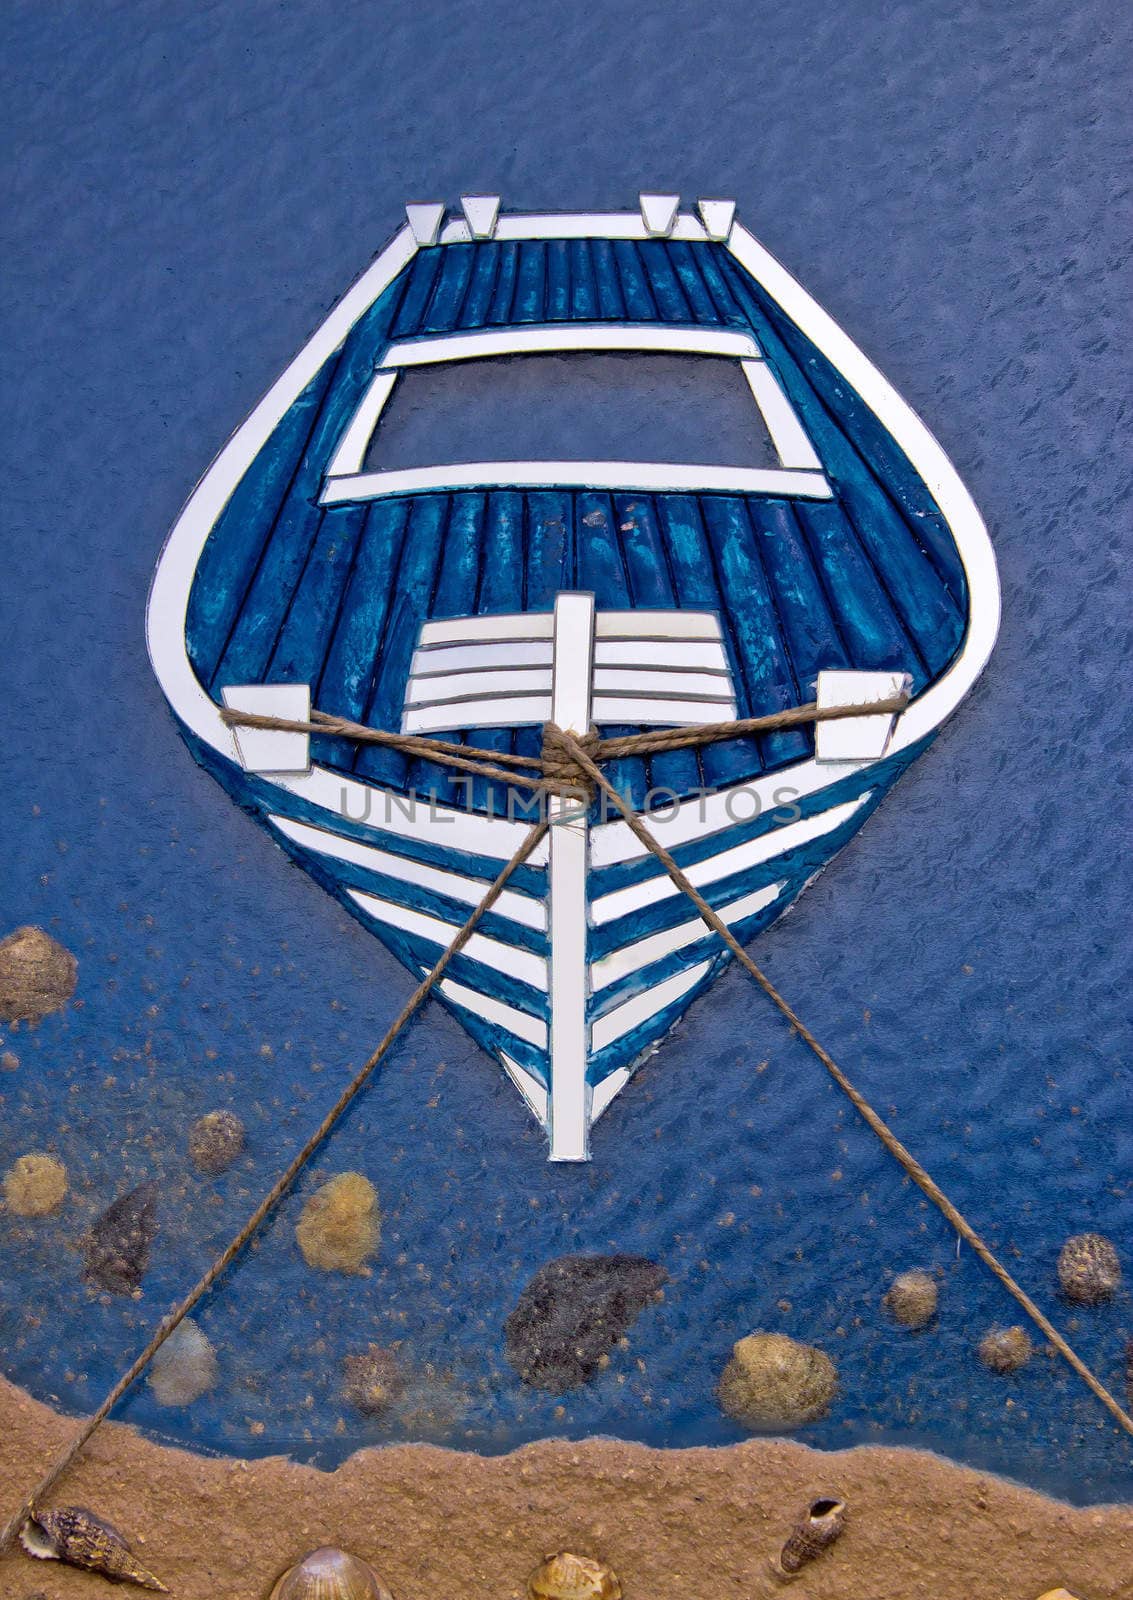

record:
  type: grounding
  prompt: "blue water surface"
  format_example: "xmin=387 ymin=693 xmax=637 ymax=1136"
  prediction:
xmin=1 ymin=0 xmax=1130 ymax=1504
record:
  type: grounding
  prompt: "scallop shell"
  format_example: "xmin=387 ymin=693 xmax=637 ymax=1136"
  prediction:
xmin=771 ymin=1496 xmax=846 ymax=1579
xmin=19 ymin=1506 xmax=169 ymax=1591
xmin=268 ymin=1546 xmax=394 ymax=1600
xmin=527 ymin=1550 xmax=623 ymax=1599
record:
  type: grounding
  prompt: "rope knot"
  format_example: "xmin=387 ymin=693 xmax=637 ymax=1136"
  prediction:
xmin=540 ymin=723 xmax=601 ymax=804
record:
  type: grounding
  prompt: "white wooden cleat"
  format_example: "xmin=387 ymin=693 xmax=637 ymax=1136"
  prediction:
xmin=221 ymin=683 xmax=312 ymax=775
xmin=639 ymin=192 xmax=680 ymax=236
xmin=404 ymin=202 xmax=446 ymax=246
xmin=697 ymin=198 xmax=737 ymax=241
xmin=461 ymin=194 xmax=501 ymax=238
xmin=814 ymin=670 xmax=911 ymax=763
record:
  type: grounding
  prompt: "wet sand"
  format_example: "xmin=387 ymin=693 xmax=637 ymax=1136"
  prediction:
xmin=1 ymin=1377 xmax=1129 ymax=1599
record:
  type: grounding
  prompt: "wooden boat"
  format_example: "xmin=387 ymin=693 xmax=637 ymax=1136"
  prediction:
xmin=148 ymin=195 xmax=999 ymax=1160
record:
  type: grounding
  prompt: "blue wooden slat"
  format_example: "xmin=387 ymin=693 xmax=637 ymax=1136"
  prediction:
xmin=664 ymin=240 xmax=726 ymax=325
xmin=186 ymin=362 xmax=335 ymax=683
xmin=408 ymin=493 xmax=486 ymax=805
xmin=795 ymin=500 xmax=926 ymax=681
xmin=612 ymin=240 xmax=657 ymax=322
xmin=513 ymin=241 xmax=547 ymax=323
xmin=423 ymin=243 xmax=475 ymax=333
xmin=313 ymin=499 xmax=411 ymax=768
xmin=569 ymin=240 xmax=598 ymax=319
xmin=590 ymin=239 xmax=626 ymax=320
xmin=744 ymin=499 xmax=851 ymax=690
xmin=355 ymin=494 xmax=451 ymax=786
xmin=391 ymin=248 xmax=445 ymax=337
xmin=487 ymin=241 xmax=520 ymax=324
xmin=699 ymin=496 xmax=811 ymax=768
xmin=637 ymin=241 xmax=692 ymax=323
xmin=469 ymin=491 xmax=528 ymax=816
xmin=717 ymin=253 xmax=965 ymax=676
xmin=547 ymin=240 xmax=571 ymax=320
xmin=654 ymin=494 xmax=764 ymax=786
xmin=611 ymin=494 xmax=701 ymax=800
xmin=267 ymin=504 xmax=368 ymax=685
xmin=458 ymin=242 xmax=501 ymax=329
xmin=697 ymin=242 xmax=746 ymax=323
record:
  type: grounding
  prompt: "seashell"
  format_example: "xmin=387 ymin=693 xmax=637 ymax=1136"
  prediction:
xmin=84 ymin=1180 xmax=159 ymax=1293
xmin=771 ymin=1497 xmax=846 ymax=1580
xmin=1034 ymin=1590 xmax=1083 ymax=1599
xmin=0 ymin=925 xmax=77 ymax=1022
xmin=1057 ymin=1232 xmax=1121 ymax=1305
xmin=527 ymin=1550 xmax=623 ymax=1599
xmin=20 ymin=1505 xmax=169 ymax=1591
xmin=268 ymin=1546 xmax=394 ymax=1600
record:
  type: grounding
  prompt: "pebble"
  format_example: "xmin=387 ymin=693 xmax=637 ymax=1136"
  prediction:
xmin=718 ymin=1331 xmax=838 ymax=1429
xmin=505 ymin=1253 xmax=667 ymax=1392
xmin=188 ymin=1109 xmax=245 ymax=1174
xmin=1057 ymin=1233 xmax=1121 ymax=1305
xmin=295 ymin=1172 xmax=380 ymax=1273
xmin=148 ymin=1318 xmax=219 ymax=1406
xmin=883 ymin=1269 xmax=938 ymax=1328
xmin=0 ymin=926 xmax=77 ymax=1022
xmin=3 ymin=1152 xmax=67 ymax=1217
xmin=978 ymin=1325 xmax=1033 ymax=1373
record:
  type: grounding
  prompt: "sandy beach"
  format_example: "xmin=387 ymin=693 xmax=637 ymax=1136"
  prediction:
xmin=1 ymin=1375 xmax=1129 ymax=1600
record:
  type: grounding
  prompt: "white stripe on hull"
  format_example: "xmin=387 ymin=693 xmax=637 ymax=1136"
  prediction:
xmin=591 ymin=794 xmax=870 ymax=924
xmin=270 ymin=813 xmax=546 ymax=930
xmin=590 ymin=881 xmax=783 ymax=990
xmin=591 ymin=962 xmax=712 ymax=1051
xmin=350 ymin=889 xmax=547 ymax=991
xmin=438 ymin=978 xmax=548 ymax=1049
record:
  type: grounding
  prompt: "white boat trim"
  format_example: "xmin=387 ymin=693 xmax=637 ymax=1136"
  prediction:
xmin=321 ymin=461 xmax=833 ymax=504
xmin=382 ymin=322 xmax=760 ymax=365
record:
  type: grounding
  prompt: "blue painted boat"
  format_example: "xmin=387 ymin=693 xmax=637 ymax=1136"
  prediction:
xmin=148 ymin=196 xmax=999 ymax=1160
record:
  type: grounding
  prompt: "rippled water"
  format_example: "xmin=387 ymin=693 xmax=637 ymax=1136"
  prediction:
xmin=1 ymin=0 xmax=1129 ymax=1507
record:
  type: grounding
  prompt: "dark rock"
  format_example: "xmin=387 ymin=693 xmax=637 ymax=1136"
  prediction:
xmin=504 ymin=1253 xmax=666 ymax=1392
xmin=83 ymin=1182 xmax=159 ymax=1293
xmin=341 ymin=1344 xmax=404 ymax=1417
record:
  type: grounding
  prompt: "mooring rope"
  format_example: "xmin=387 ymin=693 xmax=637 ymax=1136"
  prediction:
xmin=219 ymin=691 xmax=912 ymax=795
xmin=0 ymin=818 xmax=551 ymax=1552
xmin=4 ymin=698 xmax=1128 ymax=1553
xmin=545 ymin=724 xmax=1133 ymax=1438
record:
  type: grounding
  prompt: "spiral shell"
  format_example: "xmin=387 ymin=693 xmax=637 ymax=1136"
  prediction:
xmin=19 ymin=1506 xmax=168 ymax=1591
xmin=771 ymin=1497 xmax=846 ymax=1580
xmin=268 ymin=1546 xmax=394 ymax=1600
xmin=527 ymin=1550 xmax=623 ymax=1599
